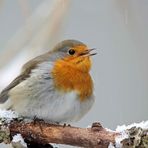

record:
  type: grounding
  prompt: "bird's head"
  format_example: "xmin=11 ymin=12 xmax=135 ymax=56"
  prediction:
xmin=52 ymin=40 xmax=96 ymax=73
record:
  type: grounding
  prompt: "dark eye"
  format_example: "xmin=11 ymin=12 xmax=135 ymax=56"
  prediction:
xmin=68 ymin=49 xmax=75 ymax=55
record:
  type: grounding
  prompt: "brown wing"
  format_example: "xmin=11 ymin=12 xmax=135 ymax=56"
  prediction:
xmin=0 ymin=52 xmax=51 ymax=103
xmin=0 ymin=74 xmax=28 ymax=103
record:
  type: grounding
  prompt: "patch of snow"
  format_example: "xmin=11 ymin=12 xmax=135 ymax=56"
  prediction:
xmin=86 ymin=125 xmax=91 ymax=128
xmin=0 ymin=109 xmax=18 ymax=120
xmin=115 ymin=130 xmax=128 ymax=148
xmin=116 ymin=121 xmax=148 ymax=132
xmin=108 ymin=142 xmax=115 ymax=148
xmin=12 ymin=134 xmax=27 ymax=148
xmin=114 ymin=121 xmax=148 ymax=148
xmin=51 ymin=143 xmax=59 ymax=148
xmin=105 ymin=128 xmax=115 ymax=132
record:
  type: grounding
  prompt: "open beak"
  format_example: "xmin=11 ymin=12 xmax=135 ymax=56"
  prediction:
xmin=79 ymin=48 xmax=97 ymax=57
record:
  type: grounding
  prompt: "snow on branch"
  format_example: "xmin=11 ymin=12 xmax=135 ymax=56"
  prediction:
xmin=0 ymin=110 xmax=147 ymax=148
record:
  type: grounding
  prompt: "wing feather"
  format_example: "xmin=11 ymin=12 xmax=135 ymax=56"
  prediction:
xmin=0 ymin=53 xmax=51 ymax=103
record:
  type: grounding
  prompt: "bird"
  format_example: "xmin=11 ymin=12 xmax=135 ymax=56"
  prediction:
xmin=0 ymin=39 xmax=96 ymax=123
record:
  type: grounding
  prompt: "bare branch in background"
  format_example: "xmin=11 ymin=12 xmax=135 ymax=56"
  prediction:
xmin=17 ymin=0 xmax=31 ymax=19
xmin=0 ymin=0 xmax=4 ymax=12
xmin=0 ymin=0 xmax=69 ymax=68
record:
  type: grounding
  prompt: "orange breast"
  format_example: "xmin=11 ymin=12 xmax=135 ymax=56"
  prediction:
xmin=52 ymin=59 xmax=93 ymax=101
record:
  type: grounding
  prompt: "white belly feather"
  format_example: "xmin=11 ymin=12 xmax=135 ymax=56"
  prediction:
xmin=9 ymin=83 xmax=94 ymax=122
xmin=4 ymin=62 xmax=94 ymax=122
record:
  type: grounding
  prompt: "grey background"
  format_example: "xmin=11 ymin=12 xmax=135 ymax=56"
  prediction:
xmin=0 ymin=0 xmax=147 ymax=131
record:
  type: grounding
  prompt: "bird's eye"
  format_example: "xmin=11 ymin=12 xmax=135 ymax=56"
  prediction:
xmin=68 ymin=49 xmax=75 ymax=55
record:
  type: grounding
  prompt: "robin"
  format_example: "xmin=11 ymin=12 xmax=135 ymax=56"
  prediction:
xmin=0 ymin=40 xmax=96 ymax=123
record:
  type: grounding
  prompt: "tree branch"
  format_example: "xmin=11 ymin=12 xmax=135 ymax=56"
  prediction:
xmin=0 ymin=110 xmax=147 ymax=148
xmin=9 ymin=121 xmax=117 ymax=148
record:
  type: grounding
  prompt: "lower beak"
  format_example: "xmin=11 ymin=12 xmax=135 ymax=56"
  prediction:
xmin=79 ymin=48 xmax=97 ymax=57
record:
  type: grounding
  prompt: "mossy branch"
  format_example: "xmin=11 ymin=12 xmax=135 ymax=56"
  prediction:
xmin=0 ymin=111 xmax=147 ymax=148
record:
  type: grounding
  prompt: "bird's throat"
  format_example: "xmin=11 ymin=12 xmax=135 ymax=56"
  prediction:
xmin=52 ymin=59 xmax=93 ymax=101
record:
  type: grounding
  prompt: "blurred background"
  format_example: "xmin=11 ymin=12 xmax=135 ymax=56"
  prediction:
xmin=0 ymin=0 xmax=147 ymax=132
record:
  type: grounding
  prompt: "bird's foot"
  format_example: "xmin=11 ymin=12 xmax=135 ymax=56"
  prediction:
xmin=33 ymin=116 xmax=45 ymax=124
xmin=63 ymin=123 xmax=71 ymax=128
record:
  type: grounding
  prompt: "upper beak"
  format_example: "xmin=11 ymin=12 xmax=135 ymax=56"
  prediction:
xmin=79 ymin=48 xmax=97 ymax=57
